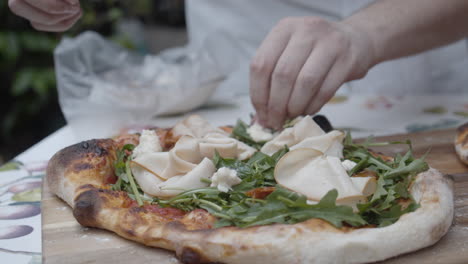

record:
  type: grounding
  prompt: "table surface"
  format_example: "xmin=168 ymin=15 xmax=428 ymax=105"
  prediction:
xmin=41 ymin=127 xmax=468 ymax=264
xmin=1 ymin=94 xmax=467 ymax=264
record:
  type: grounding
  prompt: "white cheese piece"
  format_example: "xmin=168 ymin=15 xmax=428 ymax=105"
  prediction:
xmin=237 ymin=141 xmax=257 ymax=160
xmin=351 ymin=177 xmax=377 ymax=196
xmin=199 ymin=133 xmax=242 ymax=159
xmin=172 ymin=115 xmax=227 ymax=138
xmin=131 ymin=130 xmax=256 ymax=198
xmin=132 ymin=129 xmax=162 ymax=159
xmin=210 ymin=167 xmax=242 ymax=193
xmin=132 ymin=158 xmax=215 ymax=198
xmin=132 ymin=152 xmax=169 ymax=179
xmin=261 ymin=116 xmax=344 ymax=158
xmin=130 ymin=162 xmax=165 ymax=194
xmin=284 ymin=116 xmax=304 ymax=127
xmin=199 ymin=132 xmax=256 ymax=160
xmin=261 ymin=116 xmax=324 ymax=155
xmin=341 ymin=159 xmax=357 ymax=171
xmin=306 ymin=200 xmax=318 ymax=205
xmin=290 ymin=130 xmax=345 ymax=158
xmin=247 ymin=123 xmax=275 ymax=142
xmin=155 ymin=158 xmax=216 ymax=197
xmin=274 ymin=149 xmax=366 ymax=206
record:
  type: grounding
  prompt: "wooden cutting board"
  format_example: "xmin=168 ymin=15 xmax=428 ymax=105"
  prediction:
xmin=42 ymin=128 xmax=468 ymax=264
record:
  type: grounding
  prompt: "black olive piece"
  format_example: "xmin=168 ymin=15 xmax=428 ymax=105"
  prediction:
xmin=312 ymin=115 xmax=333 ymax=132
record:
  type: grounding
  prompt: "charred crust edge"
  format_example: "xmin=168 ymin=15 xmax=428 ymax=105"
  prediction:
xmin=73 ymin=187 xmax=102 ymax=227
xmin=49 ymin=139 xmax=114 ymax=171
xmin=179 ymin=247 xmax=224 ymax=264
xmin=46 ymin=139 xmax=115 ymax=194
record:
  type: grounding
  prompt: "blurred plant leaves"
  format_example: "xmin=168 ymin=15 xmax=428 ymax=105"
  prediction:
xmin=12 ymin=68 xmax=55 ymax=99
xmin=19 ymin=32 xmax=58 ymax=52
xmin=0 ymin=0 xmax=172 ymax=160
xmin=0 ymin=32 xmax=20 ymax=64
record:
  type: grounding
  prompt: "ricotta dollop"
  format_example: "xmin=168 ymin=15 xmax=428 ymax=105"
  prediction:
xmin=341 ymin=160 xmax=357 ymax=171
xmin=132 ymin=129 xmax=162 ymax=158
xmin=247 ymin=123 xmax=275 ymax=142
xmin=210 ymin=167 xmax=242 ymax=192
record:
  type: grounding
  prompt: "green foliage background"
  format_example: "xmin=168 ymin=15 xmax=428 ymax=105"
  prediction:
xmin=0 ymin=0 xmax=185 ymax=163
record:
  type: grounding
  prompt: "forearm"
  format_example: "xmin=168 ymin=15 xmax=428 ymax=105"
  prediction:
xmin=343 ymin=0 xmax=468 ymax=66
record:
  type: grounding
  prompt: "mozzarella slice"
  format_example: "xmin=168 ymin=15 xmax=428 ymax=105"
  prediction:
xmin=261 ymin=116 xmax=324 ymax=155
xmin=274 ymin=149 xmax=365 ymax=205
xmin=131 ymin=152 xmax=169 ymax=180
xmin=351 ymin=177 xmax=377 ymax=196
xmin=130 ymin=162 xmax=165 ymax=195
xmin=200 ymin=132 xmax=256 ymax=160
xmin=199 ymin=133 xmax=239 ymax=159
xmin=161 ymin=135 xmax=202 ymax=179
xmin=130 ymin=129 xmax=254 ymax=197
xmin=290 ymin=130 xmax=345 ymax=158
xmin=132 ymin=158 xmax=215 ymax=198
xmin=172 ymin=115 xmax=227 ymax=138
xmin=261 ymin=116 xmax=344 ymax=158
xmin=152 ymin=158 xmax=216 ymax=197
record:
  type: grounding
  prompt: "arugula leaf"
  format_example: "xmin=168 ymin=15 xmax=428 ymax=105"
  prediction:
xmin=344 ymin=137 xmax=426 ymax=228
xmin=375 ymin=203 xmax=420 ymax=227
xmin=371 ymin=175 xmax=388 ymax=202
xmin=110 ymin=144 xmax=145 ymax=206
xmin=384 ymin=158 xmax=429 ymax=179
xmin=111 ymin=144 xmax=135 ymax=191
xmin=213 ymin=148 xmax=288 ymax=191
xmin=237 ymin=188 xmax=366 ymax=228
xmin=125 ymin=161 xmax=143 ymax=206
xmin=231 ymin=119 xmax=265 ymax=149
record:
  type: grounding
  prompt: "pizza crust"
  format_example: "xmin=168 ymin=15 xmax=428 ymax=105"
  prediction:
xmin=455 ymin=122 xmax=468 ymax=165
xmin=46 ymin=138 xmax=454 ymax=264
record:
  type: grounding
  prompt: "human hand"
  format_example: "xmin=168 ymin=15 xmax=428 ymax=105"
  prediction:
xmin=250 ymin=17 xmax=376 ymax=129
xmin=8 ymin=0 xmax=82 ymax=32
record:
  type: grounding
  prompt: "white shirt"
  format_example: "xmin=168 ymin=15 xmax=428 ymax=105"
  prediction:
xmin=186 ymin=0 xmax=468 ymax=96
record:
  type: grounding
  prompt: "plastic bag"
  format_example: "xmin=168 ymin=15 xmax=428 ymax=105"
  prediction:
xmin=54 ymin=31 xmax=241 ymax=139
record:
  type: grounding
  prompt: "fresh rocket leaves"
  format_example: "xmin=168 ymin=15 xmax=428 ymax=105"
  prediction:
xmin=156 ymin=186 xmax=365 ymax=228
xmin=213 ymin=147 xmax=288 ymax=191
xmin=344 ymin=134 xmax=428 ymax=227
xmin=110 ymin=144 xmax=144 ymax=206
xmin=113 ymin=144 xmax=135 ymax=185
xmin=236 ymin=188 xmax=366 ymax=228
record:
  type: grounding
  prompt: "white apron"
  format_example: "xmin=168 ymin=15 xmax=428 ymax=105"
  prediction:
xmin=186 ymin=0 xmax=468 ymax=96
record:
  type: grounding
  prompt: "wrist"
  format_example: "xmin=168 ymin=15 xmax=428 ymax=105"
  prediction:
xmin=341 ymin=16 xmax=382 ymax=68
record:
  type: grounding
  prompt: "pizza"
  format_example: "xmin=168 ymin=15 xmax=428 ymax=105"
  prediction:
xmin=46 ymin=115 xmax=453 ymax=264
xmin=455 ymin=122 xmax=468 ymax=165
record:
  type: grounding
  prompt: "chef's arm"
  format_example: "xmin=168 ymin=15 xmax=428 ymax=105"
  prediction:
xmin=250 ymin=0 xmax=468 ymax=128
xmin=345 ymin=0 xmax=468 ymax=65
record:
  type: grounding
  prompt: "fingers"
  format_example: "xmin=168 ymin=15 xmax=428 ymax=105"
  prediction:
xmin=305 ymin=59 xmax=349 ymax=115
xmin=250 ymin=16 xmax=373 ymax=128
xmin=8 ymin=0 xmax=81 ymax=31
xmin=250 ymin=20 xmax=292 ymax=126
xmin=266 ymin=34 xmax=315 ymax=129
xmin=24 ymin=0 xmax=79 ymax=15
xmin=286 ymin=43 xmax=338 ymax=119
xmin=31 ymin=9 xmax=81 ymax=32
